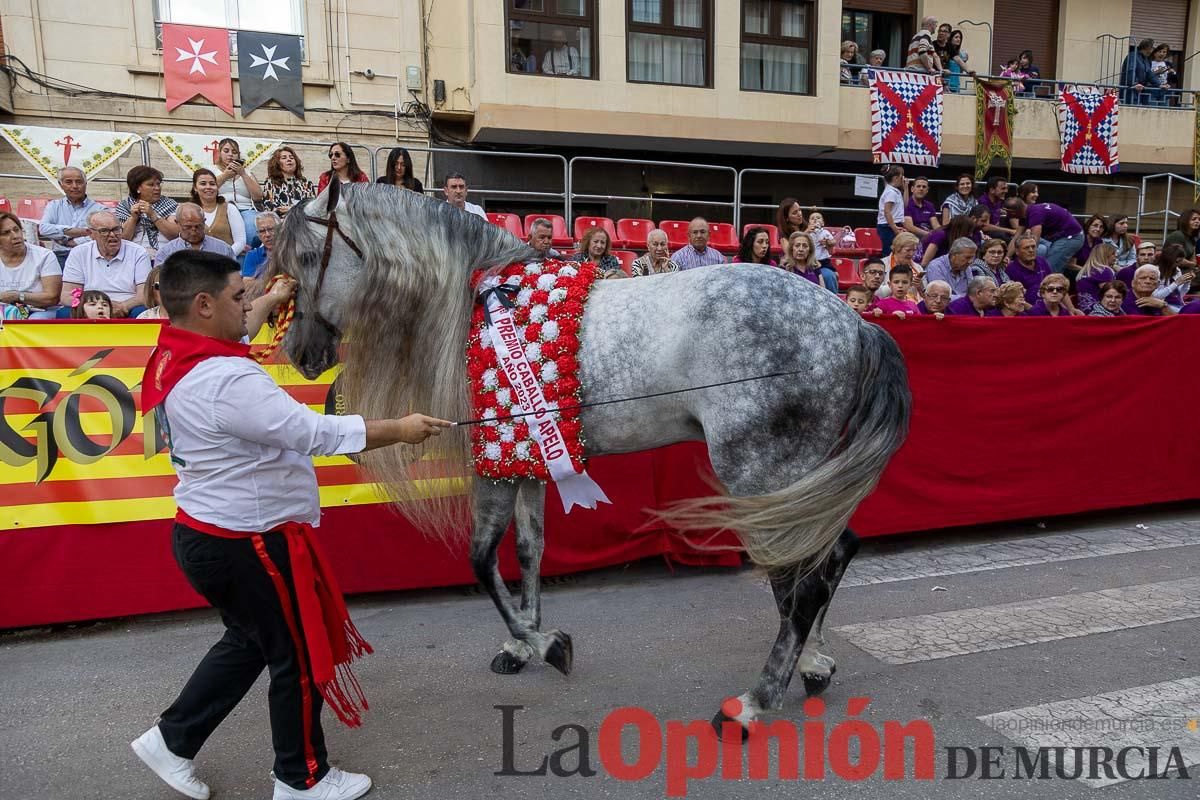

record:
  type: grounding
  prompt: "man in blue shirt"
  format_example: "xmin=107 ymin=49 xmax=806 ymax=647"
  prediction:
xmin=39 ymin=167 xmax=103 ymax=267
xmin=154 ymin=204 xmax=235 ymax=266
xmin=241 ymin=211 xmax=279 ymax=280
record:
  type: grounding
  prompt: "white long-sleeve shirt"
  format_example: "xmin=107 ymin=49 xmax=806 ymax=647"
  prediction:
xmin=161 ymin=357 xmax=366 ymax=532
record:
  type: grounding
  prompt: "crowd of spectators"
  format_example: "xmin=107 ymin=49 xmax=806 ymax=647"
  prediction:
xmin=9 ymin=145 xmax=1200 ymax=322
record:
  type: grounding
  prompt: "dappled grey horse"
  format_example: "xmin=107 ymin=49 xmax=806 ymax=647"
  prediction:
xmin=272 ymin=183 xmax=910 ymax=733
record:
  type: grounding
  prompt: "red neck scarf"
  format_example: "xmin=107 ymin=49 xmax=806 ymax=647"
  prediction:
xmin=141 ymin=325 xmax=251 ymax=409
xmin=144 ymin=325 xmax=373 ymax=727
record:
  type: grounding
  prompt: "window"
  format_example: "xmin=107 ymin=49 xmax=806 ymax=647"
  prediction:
xmin=154 ymin=0 xmax=306 ymax=54
xmin=740 ymin=1 xmax=814 ymax=94
xmin=841 ymin=9 xmax=910 ymax=70
xmin=627 ymin=0 xmax=712 ymax=88
xmin=507 ymin=0 xmax=597 ymax=79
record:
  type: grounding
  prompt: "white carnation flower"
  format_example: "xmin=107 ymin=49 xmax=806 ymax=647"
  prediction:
xmin=484 ymin=442 xmax=502 ymax=461
xmin=495 ymin=387 xmax=512 ymax=407
xmin=515 ymin=441 xmax=532 ymax=460
xmin=524 ymin=342 xmax=542 ymax=362
xmin=499 ymin=424 xmax=516 ymax=442
xmin=524 ymin=263 xmax=543 ymax=275
xmin=540 ymin=361 xmax=559 ymax=382
xmin=536 ymin=273 xmax=558 ymax=291
xmin=558 ymin=265 xmax=578 ymax=278
xmin=529 ymin=304 xmax=549 ymax=323
xmin=482 ymin=369 xmax=499 ymax=389
xmin=482 ymin=407 xmax=498 ymax=420
xmin=517 ymin=288 xmax=534 ymax=307
xmin=478 ymin=328 xmax=492 ymax=348
xmin=548 ymin=288 xmax=568 ymax=304
xmin=506 ymin=273 xmax=523 ymax=285
xmin=541 ymin=320 xmax=560 ymax=341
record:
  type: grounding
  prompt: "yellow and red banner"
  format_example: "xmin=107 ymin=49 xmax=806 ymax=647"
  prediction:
xmin=0 ymin=321 xmax=400 ymax=531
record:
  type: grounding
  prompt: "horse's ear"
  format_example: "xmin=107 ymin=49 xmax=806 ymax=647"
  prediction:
xmin=313 ymin=179 xmax=344 ymax=216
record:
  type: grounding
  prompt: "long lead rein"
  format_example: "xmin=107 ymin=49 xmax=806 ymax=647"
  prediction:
xmin=450 ymin=368 xmax=809 ymax=426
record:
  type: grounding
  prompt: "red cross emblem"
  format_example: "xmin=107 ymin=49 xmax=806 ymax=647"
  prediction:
xmin=876 ymin=81 xmax=941 ymax=158
xmin=55 ymin=135 xmax=81 ymax=165
xmin=1062 ymin=92 xmax=1117 ymax=168
xmin=203 ymin=139 xmax=222 ymax=164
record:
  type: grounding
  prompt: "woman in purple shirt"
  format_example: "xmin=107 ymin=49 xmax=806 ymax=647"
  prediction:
xmin=1074 ymin=242 xmax=1118 ymax=314
xmin=1026 ymin=274 xmax=1074 ymax=316
xmin=920 ymin=213 xmax=978 ymax=266
xmin=779 ymin=231 xmax=822 ymax=286
xmin=902 ymin=177 xmax=940 ymax=241
xmin=1067 ymin=215 xmax=1110 ymax=277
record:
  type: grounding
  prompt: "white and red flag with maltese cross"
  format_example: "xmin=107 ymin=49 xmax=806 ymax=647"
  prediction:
xmin=162 ymin=23 xmax=234 ymax=116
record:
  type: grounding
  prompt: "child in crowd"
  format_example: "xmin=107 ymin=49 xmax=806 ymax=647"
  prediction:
xmin=844 ymin=285 xmax=873 ymax=313
xmin=69 ymin=289 xmax=113 ymax=320
xmin=807 ymin=212 xmax=837 ymax=268
xmin=999 ymin=58 xmax=1026 ymax=92
xmin=137 ymin=266 xmax=166 ymax=320
xmin=867 ymin=265 xmax=921 ymax=318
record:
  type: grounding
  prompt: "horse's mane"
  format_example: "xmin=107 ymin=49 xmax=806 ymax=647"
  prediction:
xmin=283 ymin=186 xmax=533 ymax=537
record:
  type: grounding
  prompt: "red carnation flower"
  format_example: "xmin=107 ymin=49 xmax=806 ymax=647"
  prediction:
xmin=525 ymin=323 xmax=543 ymax=342
xmin=500 ymin=442 xmax=516 ymax=461
xmin=542 ymin=382 xmax=560 ymax=401
xmin=556 ymin=355 xmax=577 ymax=375
xmin=560 ymin=377 xmax=582 ymax=396
xmin=513 ymin=422 xmax=530 ymax=440
xmin=483 ymin=425 xmax=501 ymax=442
xmin=558 ymin=333 xmax=580 ymax=352
xmin=531 ymin=290 xmax=550 ymax=304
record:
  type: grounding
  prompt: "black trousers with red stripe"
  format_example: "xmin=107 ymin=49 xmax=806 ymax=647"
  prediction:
xmin=158 ymin=523 xmax=329 ymax=790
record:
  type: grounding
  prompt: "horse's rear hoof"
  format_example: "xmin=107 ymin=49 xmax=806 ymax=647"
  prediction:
xmin=544 ymin=631 xmax=573 ymax=675
xmin=710 ymin=711 xmax=750 ymax=743
xmin=802 ymin=669 xmax=834 ymax=697
xmin=490 ymin=650 xmax=528 ymax=675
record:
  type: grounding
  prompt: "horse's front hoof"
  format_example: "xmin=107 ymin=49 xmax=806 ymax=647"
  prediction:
xmin=490 ymin=650 xmax=528 ymax=675
xmin=710 ymin=711 xmax=750 ymax=743
xmin=544 ymin=631 xmax=574 ymax=675
xmin=801 ymin=663 xmax=836 ymax=696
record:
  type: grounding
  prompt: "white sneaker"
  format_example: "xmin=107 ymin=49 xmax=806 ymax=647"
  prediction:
xmin=130 ymin=725 xmax=211 ymax=800
xmin=272 ymin=767 xmax=372 ymax=800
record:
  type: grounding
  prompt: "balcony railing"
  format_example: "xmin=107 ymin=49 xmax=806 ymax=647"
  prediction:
xmin=838 ymin=66 xmax=1196 ymax=111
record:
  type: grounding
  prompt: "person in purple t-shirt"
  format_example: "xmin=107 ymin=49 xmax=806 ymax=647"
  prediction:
xmin=1067 ymin=215 xmax=1110 ymax=277
xmin=1026 ymin=273 xmax=1075 ymax=316
xmin=1004 ymin=198 xmax=1084 ymax=275
xmin=946 ymin=276 xmax=1000 ymax=316
xmin=902 ymin=177 xmax=941 ymax=242
xmin=1006 ymin=234 xmax=1054 ymax=304
xmin=918 ymin=280 xmax=951 ymax=318
xmin=1180 ymin=299 xmax=1200 ymax=314
xmin=976 ymin=176 xmax=1011 ymax=239
xmin=1122 ymin=265 xmax=1178 ymax=316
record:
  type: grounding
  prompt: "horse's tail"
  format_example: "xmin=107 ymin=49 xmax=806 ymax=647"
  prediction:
xmin=660 ymin=322 xmax=911 ymax=576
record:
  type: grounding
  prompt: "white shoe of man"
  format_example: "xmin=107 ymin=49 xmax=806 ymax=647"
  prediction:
xmin=273 ymin=767 xmax=372 ymax=800
xmin=130 ymin=725 xmax=211 ymax=800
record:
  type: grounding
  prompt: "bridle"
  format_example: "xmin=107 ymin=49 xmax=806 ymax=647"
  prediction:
xmin=299 ymin=179 xmax=362 ymax=338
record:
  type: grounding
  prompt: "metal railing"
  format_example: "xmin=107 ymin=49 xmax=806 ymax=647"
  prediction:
xmin=567 ymin=157 xmax=739 ymax=229
xmin=375 ymin=146 xmax=569 ymax=217
xmin=1137 ymin=173 xmax=1200 ymax=236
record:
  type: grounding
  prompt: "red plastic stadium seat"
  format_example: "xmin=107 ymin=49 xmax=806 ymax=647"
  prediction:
xmin=612 ymin=250 xmax=637 ymax=276
xmin=573 ymin=215 xmax=618 ymax=245
xmin=658 ymin=220 xmax=691 ymax=249
xmin=16 ymin=198 xmax=50 ymax=220
xmin=523 ymin=213 xmax=574 ymax=247
xmin=97 ymin=199 xmax=120 ymax=208
xmin=486 ymin=212 xmax=525 ymax=238
xmin=833 ymin=258 xmax=862 ymax=288
xmin=708 ymin=222 xmax=740 ymax=255
xmin=744 ymin=223 xmax=782 ymax=254
xmin=0 ymin=198 xmax=11 ymax=215
xmin=615 ymin=218 xmax=655 ymax=249
xmin=853 ymin=227 xmax=883 ymax=256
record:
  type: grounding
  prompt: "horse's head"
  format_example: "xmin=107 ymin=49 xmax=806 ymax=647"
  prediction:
xmin=273 ymin=181 xmax=362 ymax=379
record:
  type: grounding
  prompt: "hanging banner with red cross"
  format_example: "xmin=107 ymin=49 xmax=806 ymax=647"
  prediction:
xmin=148 ymin=132 xmax=281 ymax=178
xmin=1058 ymin=86 xmax=1119 ymax=175
xmin=0 ymin=125 xmax=142 ymax=193
xmin=975 ymin=79 xmax=1017 ymax=181
xmin=868 ymin=69 xmax=944 ymax=168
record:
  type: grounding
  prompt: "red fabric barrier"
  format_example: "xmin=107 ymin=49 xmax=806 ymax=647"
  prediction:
xmin=4 ymin=317 xmax=1200 ymax=629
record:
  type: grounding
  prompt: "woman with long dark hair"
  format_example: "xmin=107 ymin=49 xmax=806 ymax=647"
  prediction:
xmin=1104 ymin=214 xmax=1138 ymax=268
xmin=191 ymin=168 xmax=246 ymax=255
xmin=262 ymin=146 xmax=316 ymax=217
xmin=734 ymin=227 xmax=776 ymax=266
xmin=317 ymin=142 xmax=369 ymax=192
xmin=376 ymin=147 xmax=425 ymax=194
xmin=775 ymin=196 xmax=806 ymax=239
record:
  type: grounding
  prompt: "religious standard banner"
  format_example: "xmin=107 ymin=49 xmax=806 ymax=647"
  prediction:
xmin=1058 ymin=86 xmax=1120 ymax=175
xmin=162 ymin=23 xmax=234 ymax=116
xmin=236 ymin=30 xmax=305 ymax=119
xmin=0 ymin=321 xmax=461 ymax=532
xmin=867 ymin=69 xmax=943 ymax=167
xmin=0 ymin=126 xmax=141 ymax=193
xmin=975 ymin=79 xmax=1016 ymax=181
xmin=149 ymin=132 xmax=282 ymax=177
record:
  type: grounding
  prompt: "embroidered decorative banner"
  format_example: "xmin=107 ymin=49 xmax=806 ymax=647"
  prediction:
xmin=1058 ymin=86 xmax=1120 ymax=175
xmin=975 ymin=79 xmax=1017 ymax=181
xmin=162 ymin=23 xmax=234 ymax=116
xmin=0 ymin=126 xmax=141 ymax=192
xmin=149 ymin=132 xmax=281 ymax=177
xmin=236 ymin=30 xmax=305 ymax=119
xmin=1194 ymin=94 xmax=1199 ymax=203
xmin=868 ymin=69 xmax=944 ymax=167
xmin=467 ymin=260 xmax=610 ymax=512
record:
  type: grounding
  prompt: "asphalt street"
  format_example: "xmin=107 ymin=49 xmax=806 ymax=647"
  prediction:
xmin=3 ymin=504 xmax=1199 ymax=800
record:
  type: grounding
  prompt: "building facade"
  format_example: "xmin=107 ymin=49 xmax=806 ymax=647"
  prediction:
xmin=0 ymin=0 xmax=1197 ymax=228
